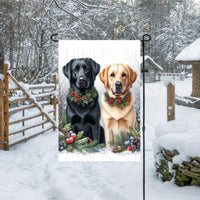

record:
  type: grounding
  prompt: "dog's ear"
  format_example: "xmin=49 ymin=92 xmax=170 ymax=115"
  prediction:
xmin=99 ymin=65 xmax=110 ymax=87
xmin=127 ymin=65 xmax=137 ymax=88
xmin=63 ymin=59 xmax=75 ymax=80
xmin=86 ymin=58 xmax=100 ymax=79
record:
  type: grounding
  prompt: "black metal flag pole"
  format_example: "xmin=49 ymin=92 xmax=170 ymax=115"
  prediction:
xmin=141 ymin=34 xmax=151 ymax=200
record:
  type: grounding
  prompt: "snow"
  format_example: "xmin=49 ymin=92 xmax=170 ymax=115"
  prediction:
xmin=0 ymin=74 xmax=4 ymax=80
xmin=163 ymin=78 xmax=175 ymax=87
xmin=1 ymin=79 xmax=200 ymax=199
xmin=175 ymin=38 xmax=200 ymax=62
xmin=154 ymin=120 xmax=200 ymax=159
xmin=4 ymin=60 xmax=10 ymax=69
xmin=59 ymin=150 xmax=140 ymax=162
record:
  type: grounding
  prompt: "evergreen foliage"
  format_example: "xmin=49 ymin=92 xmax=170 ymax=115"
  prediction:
xmin=59 ymin=110 xmax=105 ymax=153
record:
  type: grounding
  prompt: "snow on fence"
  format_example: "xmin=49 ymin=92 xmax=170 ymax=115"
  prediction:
xmin=160 ymin=73 xmax=185 ymax=81
xmin=0 ymin=64 xmax=58 ymax=150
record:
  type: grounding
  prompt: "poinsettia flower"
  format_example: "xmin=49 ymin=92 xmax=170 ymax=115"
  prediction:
xmin=126 ymin=96 xmax=130 ymax=102
xmin=78 ymin=97 xmax=81 ymax=102
xmin=117 ymin=99 xmax=121 ymax=104
xmin=75 ymin=94 xmax=80 ymax=98
xmin=108 ymin=99 xmax=114 ymax=104
xmin=71 ymin=91 xmax=75 ymax=97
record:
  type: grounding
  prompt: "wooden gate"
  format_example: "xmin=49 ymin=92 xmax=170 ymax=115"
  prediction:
xmin=0 ymin=64 xmax=57 ymax=150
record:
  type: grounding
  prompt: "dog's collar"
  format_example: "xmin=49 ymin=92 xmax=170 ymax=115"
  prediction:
xmin=68 ymin=87 xmax=97 ymax=107
xmin=104 ymin=92 xmax=131 ymax=109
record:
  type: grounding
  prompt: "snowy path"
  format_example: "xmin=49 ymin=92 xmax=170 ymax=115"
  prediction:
xmin=0 ymin=79 xmax=199 ymax=200
xmin=0 ymin=131 xmax=142 ymax=200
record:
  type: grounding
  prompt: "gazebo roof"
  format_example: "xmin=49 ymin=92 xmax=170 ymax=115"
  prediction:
xmin=175 ymin=38 xmax=200 ymax=65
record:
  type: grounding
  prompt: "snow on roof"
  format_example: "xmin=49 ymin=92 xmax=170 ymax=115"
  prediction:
xmin=175 ymin=38 xmax=200 ymax=62
xmin=141 ymin=55 xmax=163 ymax=70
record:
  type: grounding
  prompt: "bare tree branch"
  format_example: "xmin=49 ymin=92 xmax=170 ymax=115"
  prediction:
xmin=75 ymin=0 xmax=112 ymax=10
xmin=42 ymin=0 xmax=58 ymax=23
xmin=53 ymin=0 xmax=82 ymax=22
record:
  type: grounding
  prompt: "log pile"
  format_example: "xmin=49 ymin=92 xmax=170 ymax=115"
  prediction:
xmin=155 ymin=148 xmax=200 ymax=187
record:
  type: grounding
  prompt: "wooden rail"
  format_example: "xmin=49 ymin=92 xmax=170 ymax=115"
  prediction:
xmin=9 ymin=120 xmax=49 ymax=135
xmin=4 ymin=64 xmax=9 ymax=150
xmin=9 ymin=125 xmax=54 ymax=147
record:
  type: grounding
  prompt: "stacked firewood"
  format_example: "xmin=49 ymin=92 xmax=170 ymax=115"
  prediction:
xmin=155 ymin=148 xmax=200 ymax=187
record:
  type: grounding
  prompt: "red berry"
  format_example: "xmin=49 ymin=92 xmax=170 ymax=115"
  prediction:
xmin=71 ymin=133 xmax=77 ymax=140
xmin=66 ymin=138 xmax=70 ymax=144
xmin=69 ymin=137 xmax=74 ymax=143
xmin=127 ymin=146 xmax=132 ymax=151
xmin=89 ymin=139 xmax=92 ymax=143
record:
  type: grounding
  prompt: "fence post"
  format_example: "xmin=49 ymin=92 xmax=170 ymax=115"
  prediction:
xmin=53 ymin=74 xmax=57 ymax=130
xmin=42 ymin=87 xmax=44 ymax=133
xmin=4 ymin=64 xmax=9 ymax=150
xmin=167 ymin=83 xmax=175 ymax=121
xmin=0 ymin=77 xmax=4 ymax=150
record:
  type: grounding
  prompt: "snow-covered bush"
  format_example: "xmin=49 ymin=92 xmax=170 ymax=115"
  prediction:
xmin=154 ymin=118 xmax=200 ymax=187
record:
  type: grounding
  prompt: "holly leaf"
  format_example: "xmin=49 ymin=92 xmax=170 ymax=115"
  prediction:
xmin=64 ymin=123 xmax=71 ymax=132
xmin=85 ymin=140 xmax=97 ymax=147
xmin=95 ymin=143 xmax=105 ymax=148
xmin=76 ymin=131 xmax=84 ymax=139
xmin=67 ymin=144 xmax=73 ymax=152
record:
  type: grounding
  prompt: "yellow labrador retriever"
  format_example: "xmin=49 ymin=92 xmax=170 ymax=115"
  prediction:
xmin=99 ymin=63 xmax=137 ymax=148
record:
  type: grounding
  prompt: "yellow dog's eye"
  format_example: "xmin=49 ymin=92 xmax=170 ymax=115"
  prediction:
xmin=110 ymin=73 xmax=115 ymax=77
xmin=122 ymin=73 xmax=126 ymax=77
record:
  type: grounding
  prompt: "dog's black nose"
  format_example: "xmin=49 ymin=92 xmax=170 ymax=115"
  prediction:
xmin=115 ymin=81 xmax=122 ymax=90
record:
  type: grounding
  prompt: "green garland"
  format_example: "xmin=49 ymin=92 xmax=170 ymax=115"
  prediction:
xmin=68 ymin=87 xmax=97 ymax=107
xmin=104 ymin=92 xmax=131 ymax=109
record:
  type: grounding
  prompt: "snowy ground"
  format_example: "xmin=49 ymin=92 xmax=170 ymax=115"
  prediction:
xmin=0 ymin=78 xmax=199 ymax=200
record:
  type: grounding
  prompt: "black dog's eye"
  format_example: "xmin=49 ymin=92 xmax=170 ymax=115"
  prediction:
xmin=122 ymin=73 xmax=126 ymax=77
xmin=85 ymin=68 xmax=89 ymax=72
xmin=110 ymin=73 xmax=115 ymax=77
xmin=74 ymin=66 xmax=79 ymax=72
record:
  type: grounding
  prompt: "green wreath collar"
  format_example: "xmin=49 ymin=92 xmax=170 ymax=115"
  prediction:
xmin=68 ymin=87 xmax=97 ymax=107
xmin=104 ymin=92 xmax=131 ymax=109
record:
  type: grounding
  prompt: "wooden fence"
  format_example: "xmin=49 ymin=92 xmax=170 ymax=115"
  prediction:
xmin=0 ymin=64 xmax=57 ymax=150
xmin=160 ymin=73 xmax=185 ymax=81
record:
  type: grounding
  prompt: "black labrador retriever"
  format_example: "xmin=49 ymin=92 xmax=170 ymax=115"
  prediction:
xmin=63 ymin=58 xmax=104 ymax=144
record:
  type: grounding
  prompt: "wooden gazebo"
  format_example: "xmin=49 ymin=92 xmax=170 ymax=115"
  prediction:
xmin=176 ymin=38 xmax=200 ymax=97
